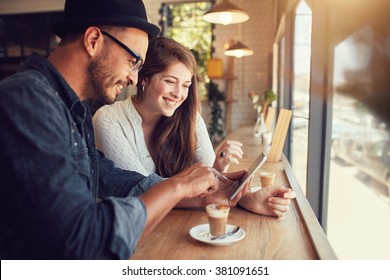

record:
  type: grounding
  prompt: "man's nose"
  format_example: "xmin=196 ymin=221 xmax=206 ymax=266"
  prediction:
xmin=127 ymin=71 xmax=138 ymax=87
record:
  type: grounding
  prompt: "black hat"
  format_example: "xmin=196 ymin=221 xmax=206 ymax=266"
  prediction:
xmin=53 ymin=0 xmax=160 ymax=39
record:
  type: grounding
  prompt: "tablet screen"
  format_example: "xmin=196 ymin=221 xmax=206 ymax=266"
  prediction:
xmin=229 ymin=152 xmax=267 ymax=201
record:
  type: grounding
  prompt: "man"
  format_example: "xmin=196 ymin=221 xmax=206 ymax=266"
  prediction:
xmin=0 ymin=0 xmax=294 ymax=259
xmin=0 ymin=0 xmax=236 ymax=260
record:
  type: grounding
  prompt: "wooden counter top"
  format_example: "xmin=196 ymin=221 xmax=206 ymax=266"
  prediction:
xmin=131 ymin=126 xmax=337 ymax=260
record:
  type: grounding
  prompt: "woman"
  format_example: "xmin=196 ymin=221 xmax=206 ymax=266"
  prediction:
xmin=93 ymin=36 xmax=242 ymax=177
xmin=93 ymin=37 xmax=295 ymax=215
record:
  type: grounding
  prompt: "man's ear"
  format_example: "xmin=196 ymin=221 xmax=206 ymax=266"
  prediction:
xmin=84 ymin=27 xmax=102 ymax=57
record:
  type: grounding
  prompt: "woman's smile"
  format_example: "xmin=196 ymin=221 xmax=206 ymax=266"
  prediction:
xmin=163 ymin=97 xmax=179 ymax=108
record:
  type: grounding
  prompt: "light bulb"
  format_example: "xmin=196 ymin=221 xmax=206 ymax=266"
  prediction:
xmin=234 ymin=50 xmax=244 ymax=58
xmin=219 ymin=12 xmax=233 ymax=25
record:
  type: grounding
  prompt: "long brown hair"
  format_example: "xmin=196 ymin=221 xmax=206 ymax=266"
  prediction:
xmin=133 ymin=37 xmax=199 ymax=177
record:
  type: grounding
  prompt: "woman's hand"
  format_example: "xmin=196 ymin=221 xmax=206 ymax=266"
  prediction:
xmin=238 ymin=186 xmax=296 ymax=217
xmin=213 ymin=140 xmax=243 ymax=173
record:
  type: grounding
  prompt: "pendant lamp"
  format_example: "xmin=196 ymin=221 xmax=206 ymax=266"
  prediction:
xmin=203 ymin=0 xmax=249 ymax=25
xmin=224 ymin=41 xmax=253 ymax=58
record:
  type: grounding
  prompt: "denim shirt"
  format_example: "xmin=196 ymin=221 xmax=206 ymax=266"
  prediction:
xmin=0 ymin=53 xmax=163 ymax=259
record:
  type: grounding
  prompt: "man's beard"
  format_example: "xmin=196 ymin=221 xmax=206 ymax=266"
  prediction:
xmin=85 ymin=48 xmax=117 ymax=105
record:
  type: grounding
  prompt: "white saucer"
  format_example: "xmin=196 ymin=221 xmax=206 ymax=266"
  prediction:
xmin=189 ymin=224 xmax=245 ymax=246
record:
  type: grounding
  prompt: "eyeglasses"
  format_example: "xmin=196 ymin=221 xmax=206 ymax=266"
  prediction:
xmin=100 ymin=30 xmax=143 ymax=71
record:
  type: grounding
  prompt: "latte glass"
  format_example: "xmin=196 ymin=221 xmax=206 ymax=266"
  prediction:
xmin=205 ymin=204 xmax=230 ymax=237
xmin=260 ymin=171 xmax=275 ymax=187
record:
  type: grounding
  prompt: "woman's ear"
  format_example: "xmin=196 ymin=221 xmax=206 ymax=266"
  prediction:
xmin=141 ymin=77 xmax=149 ymax=87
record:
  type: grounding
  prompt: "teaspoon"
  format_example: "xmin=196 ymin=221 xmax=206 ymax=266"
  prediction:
xmin=210 ymin=226 xmax=240 ymax=240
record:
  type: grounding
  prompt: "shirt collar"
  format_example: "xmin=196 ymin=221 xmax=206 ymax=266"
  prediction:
xmin=23 ymin=52 xmax=81 ymax=110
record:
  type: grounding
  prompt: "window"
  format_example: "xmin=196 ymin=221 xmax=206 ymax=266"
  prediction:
xmin=307 ymin=0 xmax=390 ymax=259
xmin=274 ymin=1 xmax=312 ymax=195
xmin=276 ymin=0 xmax=390 ymax=259
xmin=327 ymin=21 xmax=390 ymax=259
xmin=291 ymin=0 xmax=312 ymax=194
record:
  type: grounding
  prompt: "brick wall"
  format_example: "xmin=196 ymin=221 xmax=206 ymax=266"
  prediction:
xmin=144 ymin=0 xmax=276 ymax=132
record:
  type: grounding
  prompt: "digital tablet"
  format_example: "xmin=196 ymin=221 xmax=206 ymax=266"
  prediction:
xmin=229 ymin=152 xmax=267 ymax=201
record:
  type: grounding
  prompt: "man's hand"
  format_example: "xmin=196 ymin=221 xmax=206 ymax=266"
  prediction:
xmin=170 ymin=163 xmax=219 ymax=198
xmin=202 ymin=169 xmax=250 ymax=207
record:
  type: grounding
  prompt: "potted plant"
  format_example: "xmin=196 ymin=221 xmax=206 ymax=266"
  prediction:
xmin=248 ymin=88 xmax=277 ymax=139
xmin=263 ymin=88 xmax=277 ymax=119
